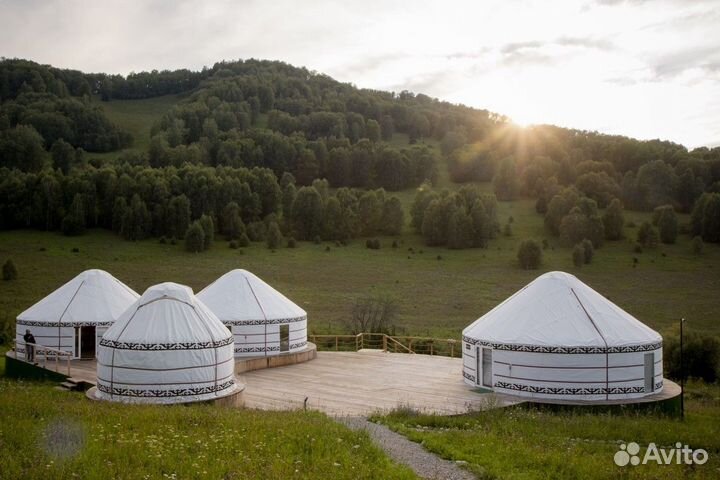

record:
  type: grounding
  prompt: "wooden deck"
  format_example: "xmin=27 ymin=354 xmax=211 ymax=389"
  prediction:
xmin=240 ymin=350 xmax=510 ymax=415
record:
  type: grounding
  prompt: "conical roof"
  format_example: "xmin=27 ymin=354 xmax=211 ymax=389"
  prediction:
xmin=197 ymin=269 xmax=306 ymax=324
xmin=101 ymin=282 xmax=232 ymax=347
xmin=463 ymin=271 xmax=661 ymax=348
xmin=17 ymin=269 xmax=139 ymax=326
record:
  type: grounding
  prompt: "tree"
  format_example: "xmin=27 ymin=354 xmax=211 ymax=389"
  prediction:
xmin=410 ymin=182 xmax=437 ymax=233
xmin=266 ymin=221 xmax=283 ymax=249
xmin=517 ymin=239 xmax=542 ymax=269
xmin=222 ymin=202 xmax=245 ymax=239
xmin=0 ymin=124 xmax=46 ymax=171
xmin=291 ymin=186 xmax=324 ymax=240
xmin=637 ymin=222 xmax=659 ymax=248
xmin=544 ymin=187 xmax=580 ymax=235
xmin=636 ymin=160 xmax=677 ymax=209
xmin=602 ymin=198 xmax=624 ymax=241
xmin=112 ymin=197 xmax=128 ymax=234
xmin=166 ymin=194 xmax=191 ymax=239
xmin=50 ymin=138 xmax=76 ymax=174
xmin=572 ymin=244 xmax=585 ymax=267
xmin=559 ymin=206 xmax=604 ymax=248
xmin=365 ymin=119 xmax=381 ymax=142
xmin=653 ymin=205 xmax=678 ymax=244
xmin=581 ymin=238 xmax=594 ymax=264
xmin=358 ymin=190 xmax=382 ymax=236
xmin=199 ymin=214 xmax=214 ymax=250
xmin=121 ymin=194 xmax=151 ymax=241
xmin=2 ymin=259 xmax=18 ymax=281
xmin=691 ymin=193 xmax=720 ymax=243
xmin=61 ymin=194 xmax=86 ymax=236
xmin=185 ymin=221 xmax=205 ymax=253
xmin=380 ymin=197 xmax=404 ymax=235
xmin=492 ymin=157 xmax=520 ymax=201
xmin=348 ymin=293 xmax=398 ymax=334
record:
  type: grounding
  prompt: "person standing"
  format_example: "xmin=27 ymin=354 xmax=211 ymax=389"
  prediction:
xmin=23 ymin=329 xmax=36 ymax=363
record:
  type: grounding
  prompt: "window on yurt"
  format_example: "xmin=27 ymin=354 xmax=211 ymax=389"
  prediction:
xmin=280 ymin=324 xmax=289 ymax=352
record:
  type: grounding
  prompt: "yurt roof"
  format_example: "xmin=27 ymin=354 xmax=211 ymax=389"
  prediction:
xmin=463 ymin=271 xmax=661 ymax=348
xmin=16 ymin=269 xmax=139 ymax=327
xmin=101 ymin=282 xmax=232 ymax=348
xmin=197 ymin=269 xmax=306 ymax=324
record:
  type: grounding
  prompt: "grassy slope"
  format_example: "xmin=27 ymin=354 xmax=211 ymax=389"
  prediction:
xmin=375 ymin=382 xmax=720 ymax=480
xmin=1 ymin=197 xmax=719 ymax=339
xmin=2 ymin=96 xmax=718 ymax=340
xmin=0 ymin=380 xmax=414 ymax=480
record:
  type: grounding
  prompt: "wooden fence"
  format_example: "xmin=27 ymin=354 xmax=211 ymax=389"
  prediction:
xmin=308 ymin=333 xmax=461 ymax=358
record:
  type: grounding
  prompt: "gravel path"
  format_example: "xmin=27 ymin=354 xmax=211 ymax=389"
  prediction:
xmin=338 ymin=416 xmax=475 ymax=480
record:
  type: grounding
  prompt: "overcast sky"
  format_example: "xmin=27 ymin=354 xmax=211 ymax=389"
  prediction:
xmin=1 ymin=0 xmax=719 ymax=148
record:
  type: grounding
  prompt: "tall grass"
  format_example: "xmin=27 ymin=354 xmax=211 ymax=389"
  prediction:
xmin=374 ymin=382 xmax=720 ymax=479
xmin=0 ymin=379 xmax=415 ymax=480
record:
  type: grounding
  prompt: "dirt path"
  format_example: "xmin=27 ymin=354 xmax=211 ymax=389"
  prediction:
xmin=338 ymin=416 xmax=475 ymax=480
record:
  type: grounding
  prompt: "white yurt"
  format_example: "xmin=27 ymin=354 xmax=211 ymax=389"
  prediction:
xmin=95 ymin=282 xmax=238 ymax=404
xmin=15 ymin=269 xmax=139 ymax=359
xmin=462 ymin=271 xmax=663 ymax=401
xmin=197 ymin=269 xmax=307 ymax=357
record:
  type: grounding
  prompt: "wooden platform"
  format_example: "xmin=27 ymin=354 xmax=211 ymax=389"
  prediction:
xmin=240 ymin=350 xmax=516 ymax=415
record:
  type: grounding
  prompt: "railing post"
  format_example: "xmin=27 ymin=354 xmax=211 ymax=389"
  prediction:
xmin=383 ymin=335 xmax=387 ymax=352
xmin=409 ymin=339 xmax=413 ymax=353
xmin=450 ymin=342 xmax=454 ymax=358
xmin=335 ymin=336 xmax=339 ymax=351
xmin=67 ymin=356 xmax=71 ymax=377
xmin=430 ymin=342 xmax=434 ymax=356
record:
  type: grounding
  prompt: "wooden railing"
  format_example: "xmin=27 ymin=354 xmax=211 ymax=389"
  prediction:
xmin=12 ymin=340 xmax=73 ymax=376
xmin=308 ymin=333 xmax=461 ymax=358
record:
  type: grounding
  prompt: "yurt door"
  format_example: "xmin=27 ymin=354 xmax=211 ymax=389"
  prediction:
xmin=79 ymin=326 xmax=96 ymax=359
xmin=279 ymin=324 xmax=289 ymax=352
xmin=482 ymin=348 xmax=493 ymax=388
xmin=644 ymin=353 xmax=654 ymax=393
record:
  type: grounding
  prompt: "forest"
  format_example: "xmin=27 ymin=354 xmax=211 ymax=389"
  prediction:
xmin=1 ymin=57 xmax=720 ymax=246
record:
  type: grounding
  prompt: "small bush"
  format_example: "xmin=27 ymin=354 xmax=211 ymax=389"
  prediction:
xmin=436 ymin=255 xmax=442 ymax=261
xmin=325 ymin=245 xmax=331 ymax=252
xmin=572 ymin=245 xmax=585 ymax=267
xmin=159 ymin=236 xmax=167 ymax=244
xmin=503 ymin=223 xmax=513 ymax=237
xmin=665 ymin=331 xmax=720 ymax=383
xmin=3 ymin=259 xmax=18 ymax=281
xmin=287 ymin=237 xmax=297 ymax=248
xmin=542 ymin=239 xmax=549 ymax=250
xmin=71 ymin=247 xmax=79 ymax=253
xmin=637 ymin=222 xmax=659 ymax=248
xmin=238 ymin=233 xmax=250 ymax=247
xmin=170 ymin=237 xmax=177 ymax=245
xmin=517 ymin=239 xmax=542 ymax=270
xmin=692 ymin=236 xmax=704 ymax=255
xmin=366 ymin=239 xmax=381 ymax=250
xmin=634 ymin=242 xmax=643 ymax=253
xmin=229 ymin=240 xmax=238 ymax=249
xmin=626 ymin=220 xmax=636 ymax=228
xmin=508 ymin=216 xmax=514 ymax=224
xmin=266 ymin=221 xmax=283 ymax=249
xmin=313 ymin=235 xmax=322 ymax=245
xmin=392 ymin=240 xmax=398 ymax=248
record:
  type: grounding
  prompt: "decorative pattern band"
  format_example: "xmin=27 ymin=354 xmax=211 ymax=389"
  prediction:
xmin=234 ymin=340 xmax=307 ymax=354
xmin=462 ymin=336 xmax=662 ymax=354
xmin=495 ymin=381 xmax=652 ymax=395
xmin=223 ymin=316 xmax=306 ymax=326
xmin=99 ymin=336 xmax=234 ymax=351
xmin=97 ymin=379 xmax=236 ymax=398
xmin=17 ymin=320 xmax=114 ymax=327
xmin=462 ymin=371 xmax=476 ymax=383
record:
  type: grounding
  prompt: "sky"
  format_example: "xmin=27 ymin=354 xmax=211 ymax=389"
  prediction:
xmin=1 ymin=0 xmax=719 ymax=149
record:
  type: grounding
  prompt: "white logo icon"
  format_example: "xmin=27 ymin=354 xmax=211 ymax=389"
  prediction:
xmin=614 ymin=442 xmax=708 ymax=466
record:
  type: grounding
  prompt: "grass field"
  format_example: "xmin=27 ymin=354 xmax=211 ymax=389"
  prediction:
xmin=1 ymin=193 xmax=718 ymax=340
xmin=374 ymin=382 xmax=720 ymax=479
xmin=0 ymin=377 xmax=414 ymax=480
